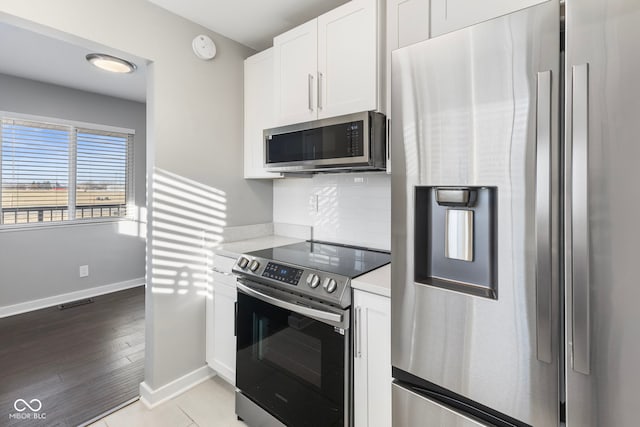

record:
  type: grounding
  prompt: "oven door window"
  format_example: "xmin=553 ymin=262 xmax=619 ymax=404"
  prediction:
xmin=237 ymin=292 xmax=345 ymax=427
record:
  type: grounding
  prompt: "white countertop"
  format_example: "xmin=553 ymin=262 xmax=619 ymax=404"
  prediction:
xmin=214 ymin=235 xmax=304 ymax=258
xmin=351 ymin=264 xmax=391 ymax=298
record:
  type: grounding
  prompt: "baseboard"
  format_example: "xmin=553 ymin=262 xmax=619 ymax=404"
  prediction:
xmin=139 ymin=365 xmax=215 ymax=409
xmin=0 ymin=277 xmax=145 ymax=318
xmin=210 ymin=360 xmax=235 ymax=386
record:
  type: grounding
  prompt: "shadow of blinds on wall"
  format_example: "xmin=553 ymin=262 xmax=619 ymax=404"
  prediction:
xmin=0 ymin=115 xmax=134 ymax=226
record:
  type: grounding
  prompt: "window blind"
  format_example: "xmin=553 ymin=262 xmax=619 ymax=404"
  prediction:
xmin=1 ymin=119 xmax=70 ymax=224
xmin=0 ymin=116 xmax=133 ymax=226
xmin=75 ymin=129 xmax=132 ymax=220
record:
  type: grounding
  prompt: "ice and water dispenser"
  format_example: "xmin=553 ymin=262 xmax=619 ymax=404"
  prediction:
xmin=414 ymin=187 xmax=497 ymax=299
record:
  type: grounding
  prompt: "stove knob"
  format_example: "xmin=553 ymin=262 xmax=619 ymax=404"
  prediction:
xmin=323 ymin=278 xmax=338 ymax=294
xmin=306 ymin=274 xmax=320 ymax=288
xmin=249 ymin=260 xmax=260 ymax=272
xmin=238 ymin=257 xmax=249 ymax=269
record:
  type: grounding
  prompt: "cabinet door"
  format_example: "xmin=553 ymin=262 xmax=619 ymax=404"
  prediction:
xmin=388 ymin=0 xmax=430 ymax=51
xmin=386 ymin=0 xmax=430 ymax=174
xmin=386 ymin=0 xmax=431 ymax=115
xmin=430 ymin=0 xmax=549 ymax=37
xmin=353 ymin=290 xmax=391 ymax=427
xmin=207 ymin=254 xmax=236 ymax=370
xmin=205 ymin=284 xmax=214 ymax=366
xmin=317 ymin=0 xmax=378 ymax=119
xmin=273 ymin=19 xmax=318 ymax=126
xmin=244 ymin=49 xmax=281 ymax=179
xmin=211 ymin=280 xmax=237 ymax=385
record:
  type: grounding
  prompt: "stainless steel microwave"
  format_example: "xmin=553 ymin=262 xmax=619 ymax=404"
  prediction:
xmin=263 ymin=111 xmax=387 ymax=173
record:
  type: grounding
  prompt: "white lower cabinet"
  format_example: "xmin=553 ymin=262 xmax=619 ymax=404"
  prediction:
xmin=206 ymin=255 xmax=237 ymax=385
xmin=353 ymin=289 xmax=391 ymax=427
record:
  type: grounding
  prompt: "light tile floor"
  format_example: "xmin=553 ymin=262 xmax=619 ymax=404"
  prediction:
xmin=89 ymin=377 xmax=247 ymax=427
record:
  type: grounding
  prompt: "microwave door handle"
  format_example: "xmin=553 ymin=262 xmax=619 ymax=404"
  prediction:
xmin=571 ymin=63 xmax=591 ymax=375
xmin=535 ymin=70 xmax=553 ymax=364
xmin=237 ymin=282 xmax=343 ymax=325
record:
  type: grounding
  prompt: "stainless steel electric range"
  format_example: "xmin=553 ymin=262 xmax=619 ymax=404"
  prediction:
xmin=231 ymin=240 xmax=391 ymax=427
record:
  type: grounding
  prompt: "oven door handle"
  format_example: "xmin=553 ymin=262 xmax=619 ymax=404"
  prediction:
xmin=237 ymin=282 xmax=344 ymax=325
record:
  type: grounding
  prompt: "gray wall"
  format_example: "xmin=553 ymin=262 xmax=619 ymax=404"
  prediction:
xmin=0 ymin=73 xmax=146 ymax=307
xmin=0 ymin=0 xmax=274 ymax=391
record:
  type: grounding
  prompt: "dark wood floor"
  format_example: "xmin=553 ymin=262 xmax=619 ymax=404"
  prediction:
xmin=0 ymin=286 xmax=145 ymax=426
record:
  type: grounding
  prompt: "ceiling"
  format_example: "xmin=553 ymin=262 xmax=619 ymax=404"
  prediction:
xmin=0 ymin=21 xmax=147 ymax=103
xmin=0 ymin=1 xmax=350 ymax=102
xmin=147 ymin=0 xmax=350 ymax=51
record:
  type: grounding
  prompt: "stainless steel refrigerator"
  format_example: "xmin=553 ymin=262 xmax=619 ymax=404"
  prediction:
xmin=391 ymin=0 xmax=640 ymax=425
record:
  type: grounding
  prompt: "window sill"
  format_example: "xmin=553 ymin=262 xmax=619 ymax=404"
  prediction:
xmin=0 ymin=217 xmax=143 ymax=233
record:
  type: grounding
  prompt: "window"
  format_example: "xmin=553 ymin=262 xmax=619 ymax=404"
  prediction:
xmin=1 ymin=114 xmax=134 ymax=226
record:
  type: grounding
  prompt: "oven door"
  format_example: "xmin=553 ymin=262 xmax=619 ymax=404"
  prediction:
xmin=236 ymin=280 xmax=350 ymax=427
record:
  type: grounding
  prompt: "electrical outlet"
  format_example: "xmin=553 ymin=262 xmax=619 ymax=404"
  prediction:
xmin=79 ymin=265 xmax=89 ymax=278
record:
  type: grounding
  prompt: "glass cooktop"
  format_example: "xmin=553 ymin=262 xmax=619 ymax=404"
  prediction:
xmin=246 ymin=240 xmax=391 ymax=279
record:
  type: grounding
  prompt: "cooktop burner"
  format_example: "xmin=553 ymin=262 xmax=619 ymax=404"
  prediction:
xmin=246 ymin=240 xmax=391 ymax=278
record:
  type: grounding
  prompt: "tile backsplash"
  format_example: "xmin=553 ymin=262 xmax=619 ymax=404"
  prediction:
xmin=273 ymin=172 xmax=391 ymax=251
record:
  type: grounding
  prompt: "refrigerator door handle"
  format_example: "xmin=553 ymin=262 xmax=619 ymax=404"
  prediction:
xmin=571 ymin=63 xmax=591 ymax=375
xmin=535 ymin=70 xmax=553 ymax=364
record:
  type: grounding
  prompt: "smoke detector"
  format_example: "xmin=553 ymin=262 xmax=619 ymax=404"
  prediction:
xmin=192 ymin=35 xmax=217 ymax=60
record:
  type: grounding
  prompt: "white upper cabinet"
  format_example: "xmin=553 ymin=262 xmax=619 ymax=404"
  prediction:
xmin=273 ymin=0 xmax=381 ymax=126
xmin=244 ymin=48 xmax=281 ymax=179
xmin=430 ymin=0 xmax=549 ymax=37
xmin=273 ymin=19 xmax=318 ymax=126
xmin=387 ymin=0 xmax=430 ymax=52
xmin=386 ymin=0 xmax=431 ymax=174
xmin=317 ymin=0 xmax=379 ymax=119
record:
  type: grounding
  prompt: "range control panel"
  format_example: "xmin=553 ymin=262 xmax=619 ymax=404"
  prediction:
xmin=232 ymin=255 xmax=351 ymax=308
xmin=262 ymin=262 xmax=303 ymax=285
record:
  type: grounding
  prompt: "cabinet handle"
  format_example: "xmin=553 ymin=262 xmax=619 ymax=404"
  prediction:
xmin=318 ymin=72 xmax=324 ymax=111
xmin=308 ymin=74 xmax=315 ymax=111
xmin=354 ymin=306 xmax=362 ymax=358
xmin=212 ymin=267 xmax=234 ymax=277
xmin=386 ymin=118 xmax=391 ymax=173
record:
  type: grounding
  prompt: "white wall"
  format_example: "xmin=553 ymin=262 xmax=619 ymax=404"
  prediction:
xmin=273 ymin=172 xmax=391 ymax=250
xmin=0 ymin=0 xmax=273 ymax=393
xmin=0 ymin=73 xmax=146 ymax=309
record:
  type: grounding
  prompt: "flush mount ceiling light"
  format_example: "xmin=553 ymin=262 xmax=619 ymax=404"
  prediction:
xmin=86 ymin=53 xmax=137 ymax=73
